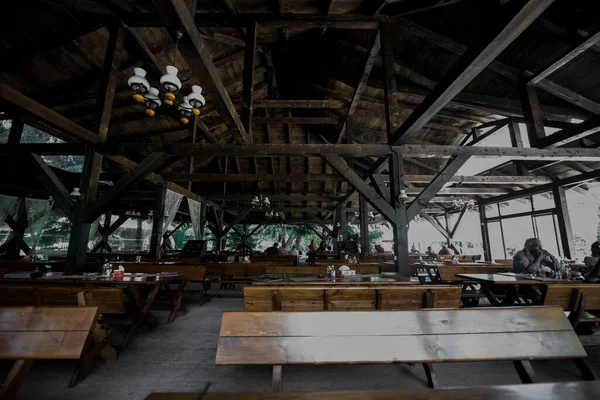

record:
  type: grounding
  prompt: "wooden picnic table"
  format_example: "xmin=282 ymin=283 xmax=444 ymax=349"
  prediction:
xmin=145 ymin=381 xmax=600 ymax=400
xmin=216 ymin=306 xmax=592 ymax=391
xmin=0 ymin=306 xmax=99 ymax=399
xmin=251 ymin=274 xmax=416 ymax=286
xmin=0 ymin=272 xmax=181 ymax=345
xmin=456 ymin=273 xmax=580 ymax=306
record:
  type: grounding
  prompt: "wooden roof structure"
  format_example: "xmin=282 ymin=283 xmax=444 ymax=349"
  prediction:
xmin=1 ymin=0 xmax=600 ymax=229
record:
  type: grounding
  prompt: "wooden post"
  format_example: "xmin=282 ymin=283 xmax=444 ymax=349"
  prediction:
xmin=150 ymin=184 xmax=166 ymax=259
xmin=340 ymin=204 xmax=348 ymax=241
xmin=136 ymin=218 xmax=143 ymax=251
xmin=242 ymin=21 xmax=258 ymax=136
xmin=381 ymin=21 xmax=399 ymax=144
xmin=7 ymin=117 xmax=24 ymax=145
xmin=444 ymin=213 xmax=451 ymax=248
xmin=66 ymin=19 xmax=123 ymax=273
xmin=65 ymin=151 xmax=102 ymax=274
xmin=520 ymin=82 xmax=546 ymax=147
xmin=479 ymin=204 xmax=491 ymax=262
xmin=359 ymin=195 xmax=368 ymax=258
xmin=553 ymin=186 xmax=574 ymax=259
xmin=199 ymin=203 xmax=206 ymax=239
xmin=508 ymin=117 xmax=527 ymax=175
xmin=389 ymin=151 xmax=410 ymax=275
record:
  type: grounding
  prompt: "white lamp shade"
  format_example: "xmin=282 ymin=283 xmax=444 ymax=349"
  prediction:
xmin=188 ymin=85 xmax=206 ymax=108
xmin=160 ymin=65 xmax=182 ymax=92
xmin=127 ymin=68 xmax=150 ymax=94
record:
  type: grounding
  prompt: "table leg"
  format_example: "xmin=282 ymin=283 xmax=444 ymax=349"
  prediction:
xmin=513 ymin=360 xmax=537 ymax=383
xmin=0 ymin=359 xmax=32 ymax=400
xmin=167 ymin=280 xmax=188 ymax=324
xmin=481 ymin=283 xmax=517 ymax=307
xmin=422 ymin=363 xmax=438 ymax=388
xmin=573 ymin=358 xmax=598 ymax=380
xmin=123 ymin=283 xmax=161 ymax=348
xmin=272 ymin=365 xmax=282 ymax=392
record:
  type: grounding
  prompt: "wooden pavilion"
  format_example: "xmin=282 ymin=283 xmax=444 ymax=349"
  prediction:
xmin=1 ymin=0 xmax=599 ymax=275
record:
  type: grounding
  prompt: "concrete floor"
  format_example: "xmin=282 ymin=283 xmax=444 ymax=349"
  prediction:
xmin=6 ymin=296 xmax=600 ymax=400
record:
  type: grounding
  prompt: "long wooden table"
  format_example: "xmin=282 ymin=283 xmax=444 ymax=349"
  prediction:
xmin=456 ymin=273 xmax=578 ymax=306
xmin=0 ymin=272 xmax=181 ymax=346
xmin=145 ymin=381 xmax=600 ymax=400
xmin=216 ymin=306 xmax=592 ymax=391
xmin=0 ymin=306 xmax=99 ymax=399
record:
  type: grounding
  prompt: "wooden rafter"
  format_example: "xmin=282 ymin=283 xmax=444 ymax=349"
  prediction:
xmin=390 ymin=0 xmax=556 ymax=145
xmin=336 ymin=31 xmax=381 ymax=143
xmin=152 ymin=0 xmax=251 ymax=144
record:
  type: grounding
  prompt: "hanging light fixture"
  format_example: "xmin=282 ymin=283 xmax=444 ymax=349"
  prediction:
xmin=127 ymin=30 xmax=205 ymax=123
xmin=251 ymin=194 xmax=270 ymax=209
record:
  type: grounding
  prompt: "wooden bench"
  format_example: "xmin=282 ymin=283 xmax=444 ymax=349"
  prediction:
xmin=145 ymin=381 xmax=600 ymax=400
xmin=204 ymin=265 xmax=381 ymax=291
xmin=216 ymin=306 xmax=594 ymax=391
xmin=121 ymin=264 xmax=207 ymax=323
xmin=543 ymin=283 xmax=600 ymax=328
xmin=251 ymin=255 xmax=299 ymax=265
xmin=244 ymin=285 xmax=461 ymax=311
xmin=0 ymin=306 xmax=99 ymax=399
xmin=0 ymin=285 xmax=133 ymax=386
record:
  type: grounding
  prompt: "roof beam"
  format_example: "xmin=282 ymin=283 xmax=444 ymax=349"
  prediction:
xmin=86 ymin=153 xmax=171 ymax=222
xmin=390 ymin=0 xmax=556 ymax=145
xmin=29 ymin=153 xmax=74 ymax=219
xmin=528 ymin=29 xmax=600 ymax=84
xmin=322 ymin=154 xmax=396 ymax=222
xmin=336 ymin=31 xmax=381 ymax=143
xmin=254 ymin=99 xmax=346 ymax=109
xmin=8 ymin=143 xmax=600 ymax=161
xmin=407 ymin=155 xmax=470 ymax=221
xmin=252 ymin=117 xmax=343 ymax=124
xmin=151 ymin=0 xmax=251 ymax=144
xmin=538 ymin=116 xmax=600 ymax=148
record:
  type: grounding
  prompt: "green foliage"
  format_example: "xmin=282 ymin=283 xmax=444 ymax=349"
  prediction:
xmin=171 ymin=223 xmax=195 ymax=249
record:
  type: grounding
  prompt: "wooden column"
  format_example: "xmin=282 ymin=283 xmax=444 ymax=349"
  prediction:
xmin=479 ymin=204 xmax=491 ymax=262
xmin=136 ymin=218 xmax=143 ymax=250
xmin=65 ymin=19 xmax=124 ymax=273
xmin=381 ymin=21 xmax=399 ymax=144
xmin=553 ymin=186 xmax=574 ymax=259
xmin=444 ymin=213 xmax=451 ymax=248
xmin=150 ymin=184 xmax=166 ymax=259
xmin=520 ymin=82 xmax=546 ymax=147
xmin=508 ymin=117 xmax=527 ymax=175
xmin=198 ymin=202 xmax=206 ymax=239
xmin=389 ymin=151 xmax=409 ymax=275
xmin=65 ymin=151 xmax=102 ymax=274
xmin=359 ymin=195 xmax=369 ymax=258
xmin=242 ymin=21 xmax=258 ymax=136
xmin=340 ymin=204 xmax=348 ymax=241
xmin=7 ymin=117 xmax=24 ymax=145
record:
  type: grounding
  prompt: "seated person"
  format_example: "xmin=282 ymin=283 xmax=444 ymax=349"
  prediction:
xmin=584 ymin=242 xmax=600 ymax=271
xmin=265 ymin=242 xmax=279 ymax=256
xmin=278 ymin=242 xmax=288 ymax=255
xmin=317 ymin=242 xmax=326 ymax=253
xmin=512 ymin=238 xmax=558 ymax=276
xmin=513 ymin=238 xmax=558 ymax=304
xmin=438 ymin=245 xmax=454 ymax=256
xmin=289 ymin=245 xmax=299 ymax=256
xmin=375 ymin=244 xmax=385 ymax=253
xmin=426 ymin=246 xmax=436 ymax=258
xmin=410 ymin=244 xmax=418 ymax=253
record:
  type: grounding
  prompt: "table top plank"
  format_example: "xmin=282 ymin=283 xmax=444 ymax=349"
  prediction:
xmin=220 ymin=307 xmax=572 ymax=337
xmin=216 ymin=330 xmax=585 ymax=365
xmin=145 ymin=382 xmax=600 ymax=400
xmin=0 ymin=331 xmax=90 ymax=359
xmin=0 ymin=306 xmax=98 ymax=331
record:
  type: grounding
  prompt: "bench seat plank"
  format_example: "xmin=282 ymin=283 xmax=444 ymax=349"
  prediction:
xmin=244 ymin=286 xmax=461 ymax=311
xmin=220 ymin=307 xmax=573 ymax=337
xmin=216 ymin=330 xmax=584 ymax=365
xmin=145 ymin=381 xmax=600 ymax=400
